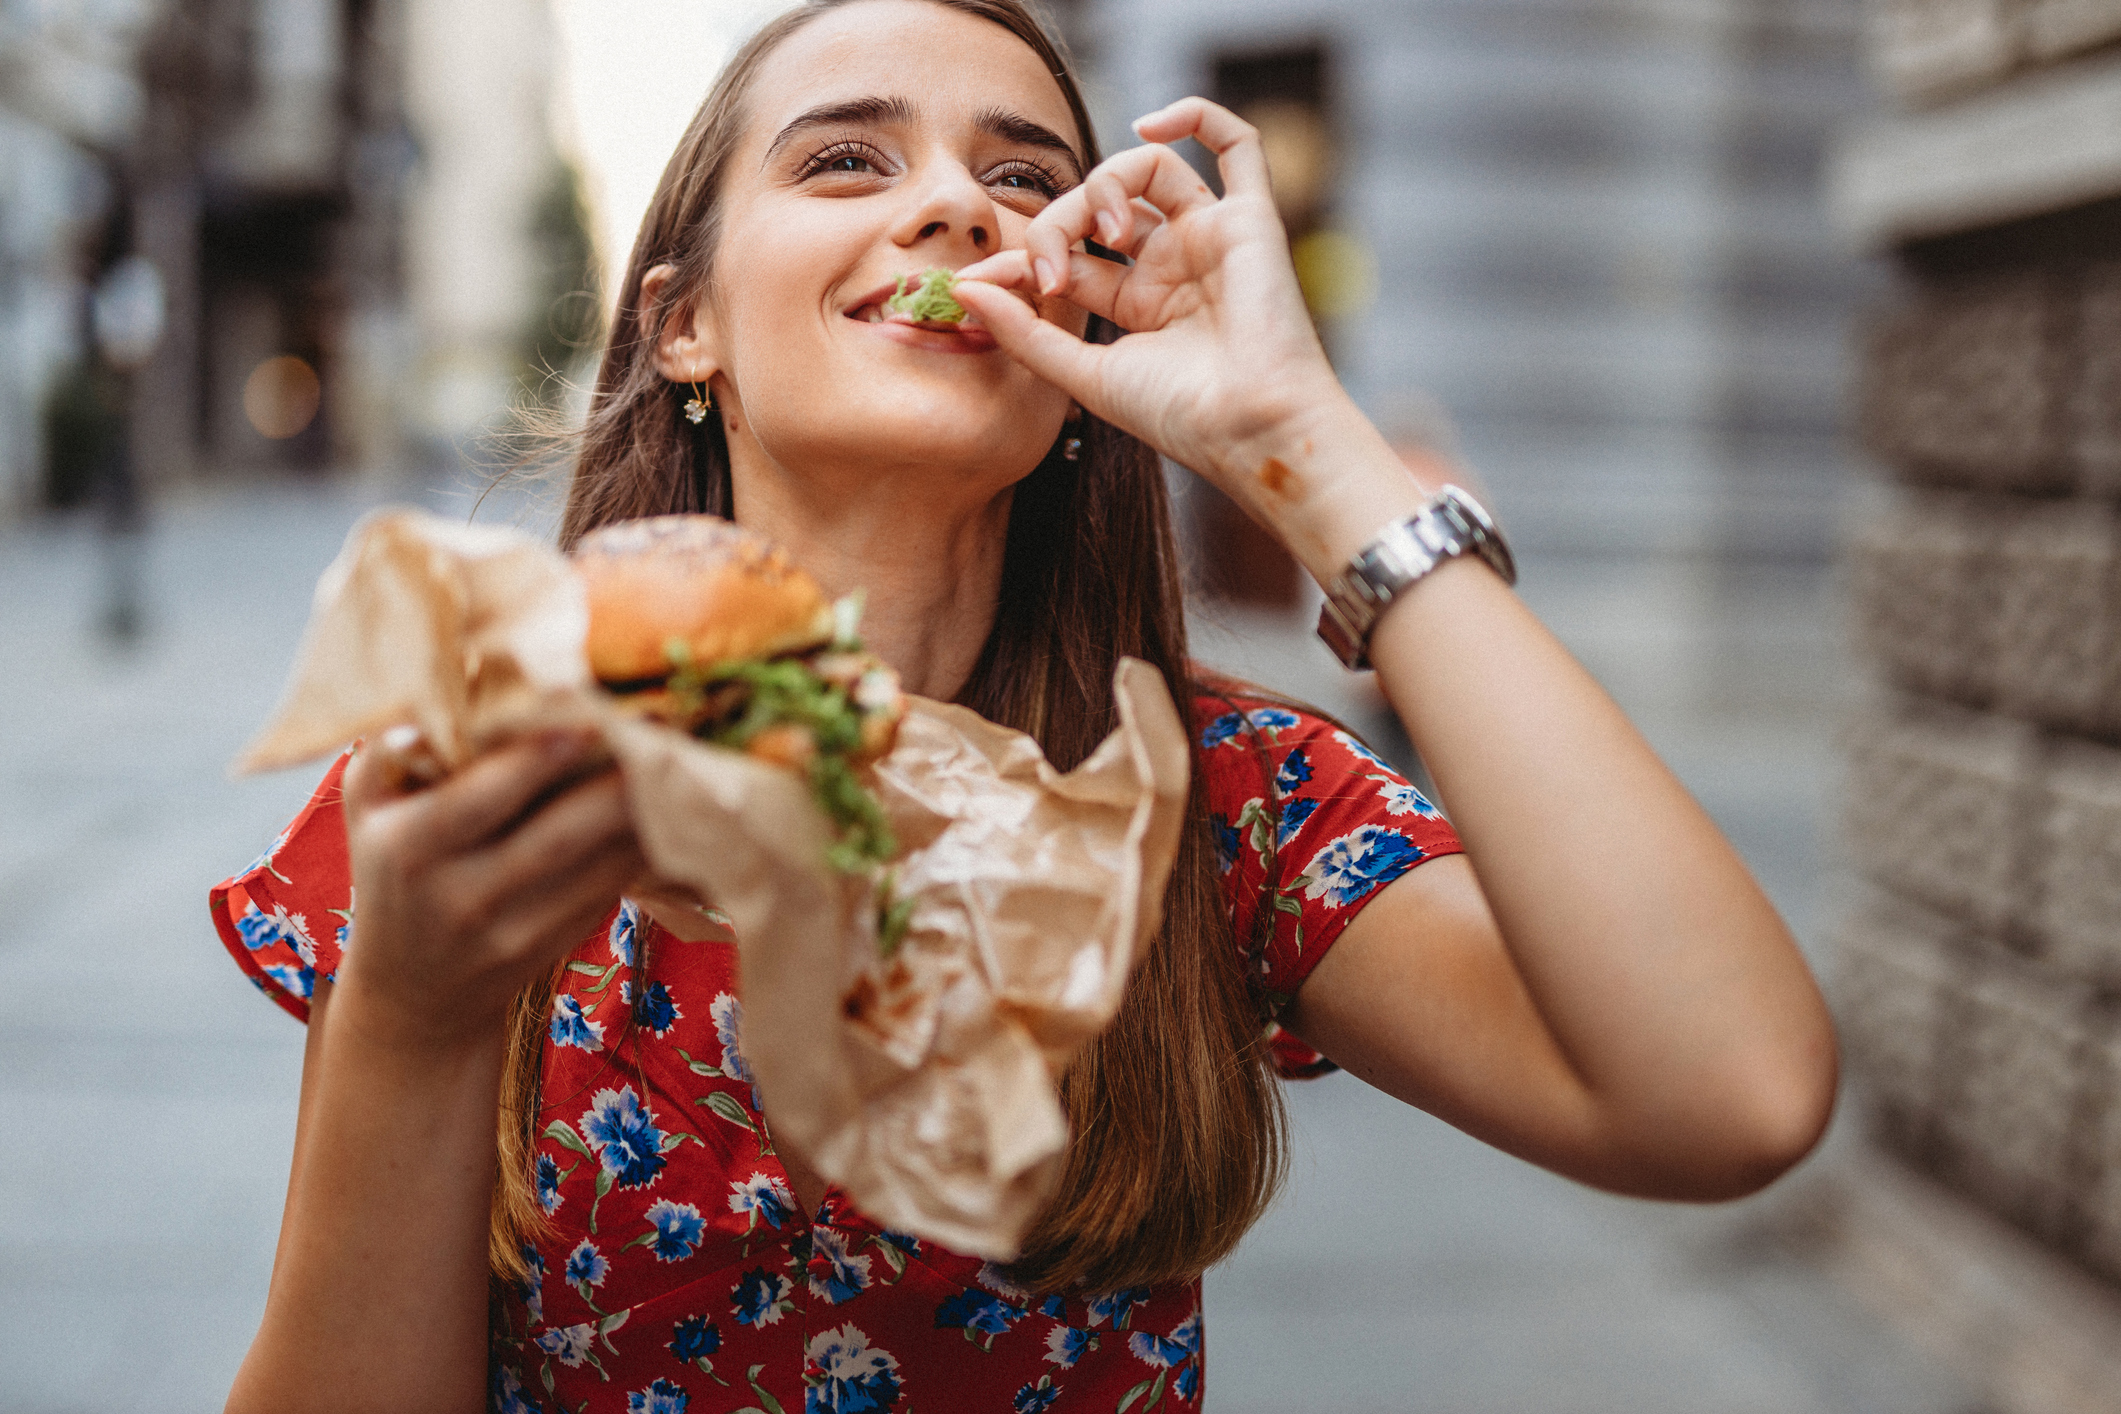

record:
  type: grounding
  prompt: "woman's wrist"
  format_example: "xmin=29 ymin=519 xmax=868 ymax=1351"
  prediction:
xmin=328 ymin=952 xmax=511 ymax=1065
xmin=1215 ymin=389 xmax=1446 ymax=583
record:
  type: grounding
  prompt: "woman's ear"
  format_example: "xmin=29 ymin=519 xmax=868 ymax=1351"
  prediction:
xmin=642 ymin=263 xmax=723 ymax=387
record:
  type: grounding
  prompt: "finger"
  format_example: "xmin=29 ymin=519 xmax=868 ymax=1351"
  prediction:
xmin=958 ymin=250 xmax=1128 ymax=326
xmin=1024 ymin=144 xmax=1213 ymax=295
xmin=496 ymin=835 xmax=649 ymax=970
xmin=397 ymin=730 xmax=601 ymax=858
xmin=470 ymin=768 xmax=635 ymax=903
xmin=1083 ymin=152 xmax=1208 ymax=254
xmin=1132 ymin=96 xmax=1270 ymax=202
xmin=952 ymin=278 xmax=1108 ymax=396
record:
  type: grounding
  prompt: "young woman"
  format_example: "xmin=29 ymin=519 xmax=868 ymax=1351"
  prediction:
xmin=213 ymin=1 xmax=1837 ymax=1409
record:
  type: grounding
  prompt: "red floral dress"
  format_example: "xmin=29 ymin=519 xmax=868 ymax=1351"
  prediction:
xmin=212 ymin=690 xmax=1463 ymax=1414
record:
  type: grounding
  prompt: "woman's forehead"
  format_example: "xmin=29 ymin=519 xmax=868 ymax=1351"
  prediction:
xmin=742 ymin=1 xmax=1080 ymax=154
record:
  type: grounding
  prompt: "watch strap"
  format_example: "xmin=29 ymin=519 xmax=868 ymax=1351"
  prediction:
xmin=1317 ymin=485 xmax=1515 ymax=669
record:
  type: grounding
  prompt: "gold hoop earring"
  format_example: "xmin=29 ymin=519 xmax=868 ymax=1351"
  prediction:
xmin=683 ymin=380 xmax=711 ymax=425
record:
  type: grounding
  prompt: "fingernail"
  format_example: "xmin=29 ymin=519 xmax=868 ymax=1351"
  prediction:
xmin=1034 ymin=257 xmax=1058 ymax=294
xmin=1096 ymin=211 xmax=1121 ymax=246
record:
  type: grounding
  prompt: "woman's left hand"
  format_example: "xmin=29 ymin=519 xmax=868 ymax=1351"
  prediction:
xmin=953 ymin=97 xmax=1390 ymax=549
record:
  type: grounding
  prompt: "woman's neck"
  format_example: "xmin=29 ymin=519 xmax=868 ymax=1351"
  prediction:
xmin=729 ymin=461 xmax=1012 ymax=702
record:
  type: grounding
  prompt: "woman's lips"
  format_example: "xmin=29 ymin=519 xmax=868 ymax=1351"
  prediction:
xmin=843 ymin=298 xmax=998 ymax=354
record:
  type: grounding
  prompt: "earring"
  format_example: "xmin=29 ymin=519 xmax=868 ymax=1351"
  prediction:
xmin=683 ymin=380 xmax=711 ymax=425
xmin=1062 ymin=436 xmax=1083 ymax=462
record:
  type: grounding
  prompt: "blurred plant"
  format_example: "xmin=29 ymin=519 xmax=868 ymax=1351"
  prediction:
xmin=522 ymin=158 xmax=604 ymax=407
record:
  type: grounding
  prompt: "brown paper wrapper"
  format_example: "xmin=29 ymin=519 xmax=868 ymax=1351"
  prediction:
xmin=238 ymin=508 xmax=1188 ymax=1259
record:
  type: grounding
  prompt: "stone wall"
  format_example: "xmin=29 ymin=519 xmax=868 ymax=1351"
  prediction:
xmin=1837 ymin=0 xmax=2121 ymax=1284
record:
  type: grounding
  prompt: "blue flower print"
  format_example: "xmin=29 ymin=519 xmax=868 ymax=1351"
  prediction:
xmin=638 ymin=1200 xmax=705 ymax=1262
xmin=879 ymin=1230 xmax=921 ymax=1259
xmin=1043 ymin=1323 xmax=1097 ymax=1368
xmin=1127 ymin=1311 xmax=1201 ymax=1369
xmin=1210 ymin=812 xmax=1240 ymax=873
xmin=806 ymin=1226 xmax=873 ymax=1304
xmin=610 ymin=901 xmax=640 ymax=966
xmin=1274 ymin=746 xmax=1314 ymax=795
xmin=626 ymin=1377 xmax=688 ymax=1414
xmin=669 ymin=1314 xmax=720 ymax=1363
xmin=632 ymin=979 xmax=681 ymax=1036
xmin=1175 ymin=1364 xmax=1200 ymax=1400
xmin=1332 ymin=727 xmax=1393 ymax=770
xmin=580 ymin=1085 xmax=668 ymax=1189
xmin=1300 ymin=825 xmax=1426 ymax=908
xmin=519 ymin=1243 xmax=547 ymax=1325
xmin=550 ymin=993 xmax=606 ymax=1053
xmin=1276 ymin=796 xmax=1319 ymax=848
xmin=490 ymin=1364 xmax=542 ymax=1414
xmin=732 ymin=1267 xmax=795 ymax=1328
xmin=1086 ymin=1285 xmax=1151 ymax=1330
xmin=235 ymin=901 xmax=318 ymax=966
xmin=241 ymin=825 xmax=293 ymax=883
xmin=935 ymin=1287 xmax=1027 ymax=1347
xmin=565 ymin=1238 xmax=608 ymax=1289
xmin=803 ymin=1322 xmax=902 ymax=1414
xmin=727 ymin=1171 xmax=795 ymax=1231
xmin=1013 ymin=1376 xmax=1062 ymax=1413
xmin=1199 ymin=706 xmax=1300 ymax=749
xmin=1037 ymin=1294 xmax=1065 ymax=1320
xmin=262 ymin=960 xmax=316 ymax=1001
xmin=535 ymin=1322 xmax=595 ymax=1368
xmin=709 ymin=992 xmax=755 ymax=1089
xmin=535 ymin=1155 xmax=563 ymax=1215
xmin=1373 ymin=777 xmax=1442 ymax=818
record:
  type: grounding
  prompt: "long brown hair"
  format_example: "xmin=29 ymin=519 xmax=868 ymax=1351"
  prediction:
xmin=493 ymin=0 xmax=1287 ymax=1296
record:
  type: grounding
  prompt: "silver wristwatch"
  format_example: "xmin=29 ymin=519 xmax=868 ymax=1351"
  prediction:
xmin=1317 ymin=485 xmax=1516 ymax=670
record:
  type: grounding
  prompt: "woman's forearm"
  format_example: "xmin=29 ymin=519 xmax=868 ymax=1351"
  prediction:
xmin=1253 ymin=397 xmax=1837 ymax=1181
xmin=229 ymin=977 xmax=502 ymax=1414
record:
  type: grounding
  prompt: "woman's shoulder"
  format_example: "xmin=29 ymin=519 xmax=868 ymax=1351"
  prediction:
xmin=1186 ymin=671 xmax=1403 ymax=788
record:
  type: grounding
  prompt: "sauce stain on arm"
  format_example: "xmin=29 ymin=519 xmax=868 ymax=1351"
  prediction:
xmin=1258 ymin=457 xmax=1303 ymax=498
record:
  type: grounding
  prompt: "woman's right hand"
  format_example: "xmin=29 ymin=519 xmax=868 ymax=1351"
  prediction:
xmin=337 ymin=729 xmax=645 ymax=1046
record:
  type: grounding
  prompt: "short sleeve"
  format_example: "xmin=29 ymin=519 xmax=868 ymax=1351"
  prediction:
xmin=208 ymin=750 xmax=355 ymax=1022
xmin=1196 ymin=693 xmax=1464 ymax=1078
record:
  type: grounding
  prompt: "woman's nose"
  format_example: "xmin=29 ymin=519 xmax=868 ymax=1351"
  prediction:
xmin=892 ymin=164 xmax=993 ymax=253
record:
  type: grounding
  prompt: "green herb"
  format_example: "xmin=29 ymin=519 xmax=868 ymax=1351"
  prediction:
xmin=875 ymin=871 xmax=917 ymax=958
xmin=664 ymin=648 xmax=898 ymax=874
xmin=883 ymin=268 xmax=966 ymax=324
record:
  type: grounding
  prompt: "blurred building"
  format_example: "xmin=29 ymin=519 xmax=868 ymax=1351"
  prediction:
xmin=1067 ymin=0 xmax=1870 ymax=585
xmin=1835 ymin=0 xmax=2121 ymax=1402
xmin=0 ymin=0 xmax=585 ymax=522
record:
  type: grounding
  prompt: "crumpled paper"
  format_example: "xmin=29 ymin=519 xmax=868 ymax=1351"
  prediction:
xmin=239 ymin=507 xmax=1189 ymax=1258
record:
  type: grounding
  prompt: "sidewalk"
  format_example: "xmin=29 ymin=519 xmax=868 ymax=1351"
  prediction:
xmin=0 ymin=481 xmax=1968 ymax=1411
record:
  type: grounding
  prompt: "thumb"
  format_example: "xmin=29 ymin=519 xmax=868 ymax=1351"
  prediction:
xmin=953 ymin=280 xmax=1105 ymax=401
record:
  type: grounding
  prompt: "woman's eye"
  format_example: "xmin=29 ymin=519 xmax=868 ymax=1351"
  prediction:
xmin=801 ymin=144 xmax=888 ymax=180
xmin=990 ymin=167 xmax=1060 ymax=198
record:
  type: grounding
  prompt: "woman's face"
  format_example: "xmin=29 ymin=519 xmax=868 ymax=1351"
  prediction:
xmin=682 ymin=0 xmax=1090 ymax=493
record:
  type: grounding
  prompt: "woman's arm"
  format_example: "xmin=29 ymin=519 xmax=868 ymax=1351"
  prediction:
xmin=956 ymin=97 xmax=1836 ymax=1198
xmin=227 ymin=734 xmax=643 ymax=1414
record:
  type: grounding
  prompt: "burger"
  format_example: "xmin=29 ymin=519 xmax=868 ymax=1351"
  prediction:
xmin=572 ymin=515 xmax=905 ymax=875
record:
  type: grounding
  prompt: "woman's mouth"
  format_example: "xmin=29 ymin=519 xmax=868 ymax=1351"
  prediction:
xmin=845 ymin=301 xmax=999 ymax=353
xmin=842 ymin=280 xmax=999 ymax=354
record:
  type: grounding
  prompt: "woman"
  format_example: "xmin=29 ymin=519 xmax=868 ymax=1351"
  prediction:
xmin=214 ymin=1 xmax=1837 ymax=1409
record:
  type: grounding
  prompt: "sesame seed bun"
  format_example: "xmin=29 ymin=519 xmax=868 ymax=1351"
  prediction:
xmin=573 ymin=515 xmax=834 ymax=682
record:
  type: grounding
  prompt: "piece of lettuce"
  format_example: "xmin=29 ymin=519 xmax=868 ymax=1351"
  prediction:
xmin=664 ymin=652 xmax=898 ymax=873
xmin=883 ymin=268 xmax=966 ymax=324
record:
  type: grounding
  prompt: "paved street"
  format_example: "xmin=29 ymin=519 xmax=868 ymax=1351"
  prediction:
xmin=0 ymin=479 xmax=1971 ymax=1411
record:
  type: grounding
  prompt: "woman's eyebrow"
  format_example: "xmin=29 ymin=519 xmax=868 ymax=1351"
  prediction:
xmin=763 ymin=95 xmax=918 ymax=164
xmin=975 ymin=106 xmax=1083 ymax=179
